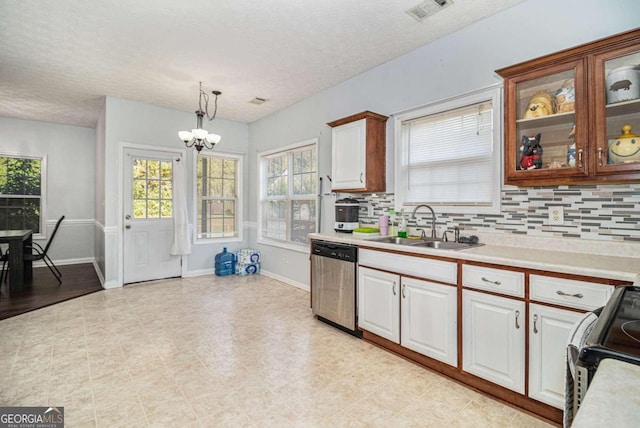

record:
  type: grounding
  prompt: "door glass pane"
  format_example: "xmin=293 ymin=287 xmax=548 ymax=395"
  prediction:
xmin=604 ymin=52 xmax=640 ymax=165
xmin=132 ymin=158 xmax=173 ymax=219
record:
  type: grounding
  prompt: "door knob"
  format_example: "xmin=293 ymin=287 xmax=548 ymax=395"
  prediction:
xmin=125 ymin=224 xmax=131 ymax=229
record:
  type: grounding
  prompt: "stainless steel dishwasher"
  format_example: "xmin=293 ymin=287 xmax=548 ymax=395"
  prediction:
xmin=311 ymin=240 xmax=360 ymax=336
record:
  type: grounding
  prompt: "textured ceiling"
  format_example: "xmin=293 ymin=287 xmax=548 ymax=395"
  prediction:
xmin=0 ymin=0 xmax=523 ymax=127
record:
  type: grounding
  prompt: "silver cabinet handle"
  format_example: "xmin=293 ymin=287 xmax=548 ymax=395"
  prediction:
xmin=402 ymin=284 xmax=406 ymax=298
xmin=125 ymin=214 xmax=131 ymax=220
xmin=578 ymin=149 xmax=583 ymax=168
xmin=598 ymin=147 xmax=604 ymax=167
xmin=556 ymin=290 xmax=583 ymax=299
xmin=360 ymin=172 xmax=363 ymax=183
xmin=392 ymin=281 xmax=396 ymax=296
xmin=481 ymin=277 xmax=501 ymax=286
xmin=515 ymin=310 xmax=520 ymax=329
xmin=533 ymin=314 xmax=538 ymax=334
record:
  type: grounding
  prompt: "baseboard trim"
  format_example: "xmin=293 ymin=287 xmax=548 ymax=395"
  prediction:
xmin=183 ymin=268 xmax=214 ymax=278
xmin=260 ymin=269 xmax=309 ymax=292
xmin=92 ymin=260 xmax=106 ymax=287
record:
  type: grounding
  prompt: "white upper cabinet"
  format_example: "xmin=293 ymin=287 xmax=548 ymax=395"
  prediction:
xmin=327 ymin=111 xmax=388 ymax=192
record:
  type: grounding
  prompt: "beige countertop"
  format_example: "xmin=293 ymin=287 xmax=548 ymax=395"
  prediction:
xmin=309 ymin=232 xmax=640 ymax=282
xmin=572 ymin=358 xmax=640 ymax=427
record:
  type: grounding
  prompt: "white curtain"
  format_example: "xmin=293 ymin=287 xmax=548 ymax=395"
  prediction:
xmin=170 ymin=157 xmax=191 ymax=255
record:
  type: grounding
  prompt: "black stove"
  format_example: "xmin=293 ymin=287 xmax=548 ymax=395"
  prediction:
xmin=573 ymin=285 xmax=640 ymax=409
xmin=584 ymin=285 xmax=640 ymax=363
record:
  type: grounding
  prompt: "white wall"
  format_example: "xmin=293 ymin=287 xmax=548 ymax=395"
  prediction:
xmin=247 ymin=0 xmax=640 ymax=285
xmin=94 ymin=100 xmax=106 ymax=279
xmin=0 ymin=117 xmax=95 ymax=263
xmin=101 ymin=97 xmax=249 ymax=286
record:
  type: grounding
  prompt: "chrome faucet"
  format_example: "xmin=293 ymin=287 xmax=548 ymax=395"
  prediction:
xmin=442 ymin=226 xmax=460 ymax=243
xmin=411 ymin=205 xmax=437 ymax=239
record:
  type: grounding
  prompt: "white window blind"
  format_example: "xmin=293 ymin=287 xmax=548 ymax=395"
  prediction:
xmin=400 ymin=99 xmax=495 ymax=205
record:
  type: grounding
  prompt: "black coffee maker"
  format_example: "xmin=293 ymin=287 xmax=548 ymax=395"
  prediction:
xmin=334 ymin=198 xmax=359 ymax=232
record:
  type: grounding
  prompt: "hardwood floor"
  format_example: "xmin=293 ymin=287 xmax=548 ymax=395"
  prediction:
xmin=0 ymin=263 xmax=102 ymax=320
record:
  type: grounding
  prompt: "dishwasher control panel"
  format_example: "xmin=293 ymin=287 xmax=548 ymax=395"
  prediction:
xmin=311 ymin=241 xmax=357 ymax=262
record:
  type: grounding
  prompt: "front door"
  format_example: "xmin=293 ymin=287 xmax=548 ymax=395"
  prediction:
xmin=123 ymin=148 xmax=181 ymax=284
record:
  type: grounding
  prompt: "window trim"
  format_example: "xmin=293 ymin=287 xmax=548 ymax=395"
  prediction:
xmin=393 ymin=85 xmax=502 ymax=214
xmin=192 ymin=151 xmax=243 ymax=244
xmin=0 ymin=152 xmax=48 ymax=240
xmin=257 ymin=138 xmax=318 ymax=251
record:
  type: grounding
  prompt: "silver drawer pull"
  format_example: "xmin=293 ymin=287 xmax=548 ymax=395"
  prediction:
xmin=392 ymin=282 xmax=397 ymax=296
xmin=515 ymin=310 xmax=520 ymax=330
xmin=533 ymin=314 xmax=538 ymax=334
xmin=556 ymin=290 xmax=583 ymax=299
xmin=402 ymin=283 xmax=406 ymax=298
xmin=481 ymin=277 xmax=501 ymax=286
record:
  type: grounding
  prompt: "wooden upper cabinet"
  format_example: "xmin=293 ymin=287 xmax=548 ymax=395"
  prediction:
xmin=497 ymin=28 xmax=640 ymax=186
xmin=327 ymin=111 xmax=388 ymax=192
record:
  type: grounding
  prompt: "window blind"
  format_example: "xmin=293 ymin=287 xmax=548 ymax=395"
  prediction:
xmin=401 ymin=100 xmax=494 ymax=205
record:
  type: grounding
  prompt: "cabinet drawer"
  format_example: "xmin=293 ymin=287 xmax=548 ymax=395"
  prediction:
xmin=462 ymin=265 xmax=524 ymax=297
xmin=530 ymin=275 xmax=614 ymax=311
xmin=359 ymin=249 xmax=457 ymax=284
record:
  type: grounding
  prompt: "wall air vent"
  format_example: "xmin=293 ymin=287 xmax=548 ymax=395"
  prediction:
xmin=249 ymin=97 xmax=267 ymax=105
xmin=406 ymin=0 xmax=453 ymax=22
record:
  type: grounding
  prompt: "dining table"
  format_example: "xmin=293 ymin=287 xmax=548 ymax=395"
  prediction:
xmin=0 ymin=229 xmax=33 ymax=292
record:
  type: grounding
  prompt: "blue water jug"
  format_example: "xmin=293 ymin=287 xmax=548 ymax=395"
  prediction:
xmin=214 ymin=247 xmax=235 ymax=276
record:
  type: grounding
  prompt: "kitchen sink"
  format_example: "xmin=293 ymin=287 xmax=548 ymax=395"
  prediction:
xmin=368 ymin=236 xmax=423 ymax=245
xmin=368 ymin=235 xmax=483 ymax=250
xmin=411 ymin=241 xmax=484 ymax=250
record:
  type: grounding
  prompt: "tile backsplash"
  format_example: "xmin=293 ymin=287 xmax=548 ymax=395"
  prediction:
xmin=352 ymin=183 xmax=640 ymax=242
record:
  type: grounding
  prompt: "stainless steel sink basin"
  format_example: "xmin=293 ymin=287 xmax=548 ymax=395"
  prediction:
xmin=368 ymin=236 xmax=422 ymax=245
xmin=411 ymin=241 xmax=484 ymax=250
xmin=368 ymin=235 xmax=482 ymax=250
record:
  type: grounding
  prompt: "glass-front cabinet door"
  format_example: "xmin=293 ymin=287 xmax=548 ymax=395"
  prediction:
xmin=503 ymin=59 xmax=588 ymax=185
xmin=593 ymin=46 xmax=640 ymax=176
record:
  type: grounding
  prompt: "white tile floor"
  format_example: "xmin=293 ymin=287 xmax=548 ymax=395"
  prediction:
xmin=0 ymin=274 xmax=555 ymax=427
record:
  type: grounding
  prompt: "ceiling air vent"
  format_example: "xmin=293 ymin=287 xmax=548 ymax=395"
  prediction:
xmin=249 ymin=97 xmax=267 ymax=105
xmin=406 ymin=0 xmax=453 ymax=22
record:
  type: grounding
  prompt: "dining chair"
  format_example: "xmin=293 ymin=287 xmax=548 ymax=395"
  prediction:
xmin=24 ymin=215 xmax=66 ymax=283
xmin=0 ymin=246 xmax=7 ymax=285
xmin=2 ymin=216 xmax=65 ymax=284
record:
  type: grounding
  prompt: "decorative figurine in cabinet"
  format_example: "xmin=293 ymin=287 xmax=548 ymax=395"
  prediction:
xmin=502 ymin=63 xmax=588 ymax=184
xmin=498 ymin=28 xmax=640 ymax=186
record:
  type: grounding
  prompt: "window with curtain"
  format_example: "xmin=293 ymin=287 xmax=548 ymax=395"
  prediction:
xmin=196 ymin=153 xmax=242 ymax=241
xmin=0 ymin=154 xmax=46 ymax=236
xmin=259 ymin=140 xmax=317 ymax=247
xmin=395 ymin=87 xmax=501 ymax=213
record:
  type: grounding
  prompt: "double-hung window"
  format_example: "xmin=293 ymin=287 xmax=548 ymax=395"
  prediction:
xmin=0 ymin=154 xmax=46 ymax=237
xmin=258 ymin=139 xmax=317 ymax=247
xmin=395 ymin=86 xmax=502 ymax=214
xmin=195 ymin=153 xmax=242 ymax=241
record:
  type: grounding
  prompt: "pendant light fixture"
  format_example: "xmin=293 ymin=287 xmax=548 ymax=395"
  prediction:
xmin=178 ymin=82 xmax=222 ymax=152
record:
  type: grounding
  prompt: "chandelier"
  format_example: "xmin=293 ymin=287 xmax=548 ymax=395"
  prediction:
xmin=178 ymin=82 xmax=222 ymax=152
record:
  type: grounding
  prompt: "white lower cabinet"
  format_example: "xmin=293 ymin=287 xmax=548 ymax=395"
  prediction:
xmin=401 ymin=277 xmax=458 ymax=366
xmin=358 ymin=266 xmax=457 ymax=366
xmin=358 ymin=266 xmax=400 ymax=343
xmin=529 ymin=303 xmax=583 ymax=408
xmin=463 ymin=289 xmax=526 ymax=394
